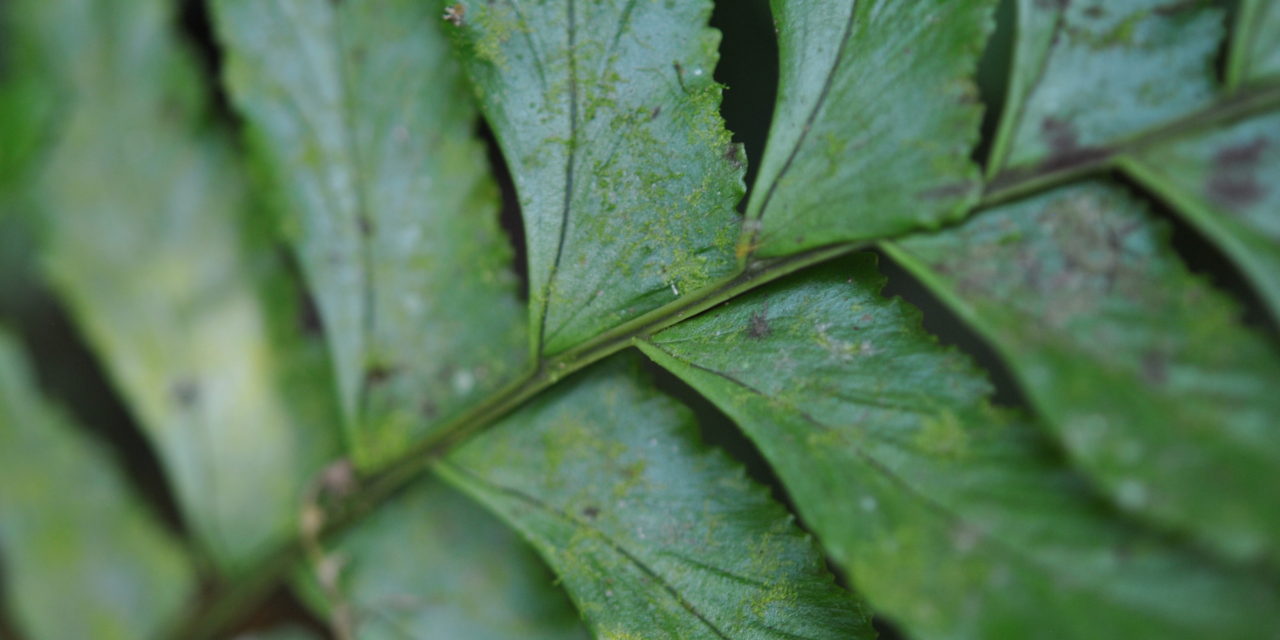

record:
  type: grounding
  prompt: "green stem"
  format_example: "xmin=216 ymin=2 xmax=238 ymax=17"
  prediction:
xmin=168 ymin=241 xmax=860 ymax=640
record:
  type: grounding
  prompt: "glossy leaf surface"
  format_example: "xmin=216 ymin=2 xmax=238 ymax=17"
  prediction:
xmin=213 ymin=0 xmax=528 ymax=467
xmin=749 ymin=0 xmax=993 ymax=255
xmin=448 ymin=0 xmax=744 ymax=355
xmin=641 ymin=255 xmax=1280 ymax=639
xmin=1123 ymin=112 xmax=1280 ymax=323
xmin=989 ymin=0 xmax=1223 ymax=174
xmin=439 ymin=355 xmax=872 ymax=640
xmin=889 ymin=181 xmax=1280 ymax=563
xmin=1231 ymin=0 xmax=1280 ymax=86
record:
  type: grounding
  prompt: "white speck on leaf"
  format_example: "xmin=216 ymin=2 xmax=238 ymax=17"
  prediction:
xmin=452 ymin=369 xmax=475 ymax=394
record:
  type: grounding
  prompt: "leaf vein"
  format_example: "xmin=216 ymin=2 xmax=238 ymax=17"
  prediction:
xmin=749 ymin=3 xmax=857 ymax=229
xmin=538 ymin=0 xmax=580 ymax=354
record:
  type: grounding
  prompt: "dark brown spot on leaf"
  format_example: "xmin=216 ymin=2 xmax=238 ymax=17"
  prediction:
xmin=171 ymin=378 xmax=200 ymax=408
xmin=724 ymin=143 xmax=744 ymax=170
xmin=364 ymin=364 xmax=399 ymax=387
xmin=1042 ymin=116 xmax=1079 ymax=156
xmin=1216 ymin=138 xmax=1267 ymax=166
xmin=747 ymin=303 xmax=772 ymax=339
xmin=673 ymin=62 xmax=688 ymax=94
xmin=1207 ymin=138 xmax=1268 ymax=209
xmin=1035 ymin=117 xmax=1110 ymax=172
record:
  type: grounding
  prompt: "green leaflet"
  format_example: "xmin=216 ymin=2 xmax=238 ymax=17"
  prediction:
xmin=296 ymin=479 xmax=588 ymax=640
xmin=1229 ymin=0 xmax=1280 ymax=87
xmin=448 ymin=0 xmax=744 ymax=356
xmin=213 ymin=0 xmax=528 ymax=468
xmin=748 ymin=0 xmax=992 ymax=256
xmin=0 ymin=332 xmax=195 ymax=640
xmin=640 ymin=255 xmax=1280 ymax=639
xmin=26 ymin=0 xmax=339 ymax=570
xmin=1122 ymin=112 xmax=1280 ymax=324
xmin=438 ymin=354 xmax=872 ymax=640
xmin=887 ymin=181 xmax=1280 ymax=563
xmin=988 ymin=0 xmax=1223 ymax=175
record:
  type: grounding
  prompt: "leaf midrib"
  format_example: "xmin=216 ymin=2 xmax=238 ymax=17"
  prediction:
xmin=170 ymin=71 xmax=1280 ymax=640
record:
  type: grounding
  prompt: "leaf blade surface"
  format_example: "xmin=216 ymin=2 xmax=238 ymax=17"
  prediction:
xmin=641 ymin=255 xmax=1280 ymax=639
xmin=1122 ymin=112 xmax=1280 ymax=324
xmin=439 ymin=354 xmax=872 ymax=640
xmin=748 ymin=0 xmax=993 ymax=255
xmin=449 ymin=0 xmax=745 ymax=355
xmin=1230 ymin=0 xmax=1280 ymax=87
xmin=889 ymin=181 xmax=1280 ymax=563
xmin=988 ymin=0 xmax=1223 ymax=174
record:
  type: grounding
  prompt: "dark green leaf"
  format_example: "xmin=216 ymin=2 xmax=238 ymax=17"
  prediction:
xmin=887 ymin=181 xmax=1280 ymax=563
xmin=213 ymin=0 xmax=528 ymax=467
xmin=987 ymin=0 xmax=1223 ymax=174
xmin=748 ymin=0 xmax=993 ymax=256
xmin=1229 ymin=0 xmax=1280 ymax=87
xmin=438 ymin=354 xmax=872 ymax=640
xmin=26 ymin=0 xmax=339 ymax=569
xmin=641 ymin=255 xmax=1280 ymax=639
xmin=296 ymin=479 xmax=588 ymax=639
xmin=1122 ymin=112 xmax=1280 ymax=324
xmin=449 ymin=0 xmax=744 ymax=355
xmin=0 ymin=331 xmax=196 ymax=640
